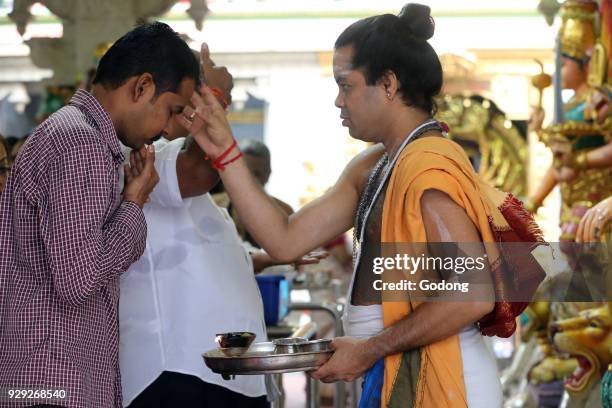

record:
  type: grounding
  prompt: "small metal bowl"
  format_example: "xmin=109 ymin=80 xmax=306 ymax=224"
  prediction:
xmin=216 ymin=332 xmax=256 ymax=356
xmin=273 ymin=338 xmax=333 ymax=354
xmin=273 ymin=337 xmax=308 ymax=354
xmin=302 ymin=339 xmax=332 ymax=352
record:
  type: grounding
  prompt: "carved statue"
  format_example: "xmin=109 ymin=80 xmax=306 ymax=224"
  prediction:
xmin=528 ymin=0 xmax=612 ymax=236
xmin=553 ymin=303 xmax=612 ymax=407
xmin=435 ymin=94 xmax=528 ymax=197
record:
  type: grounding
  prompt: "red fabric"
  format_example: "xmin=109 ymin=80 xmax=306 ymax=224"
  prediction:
xmin=210 ymin=86 xmax=229 ymax=110
xmin=478 ymin=194 xmax=547 ymax=337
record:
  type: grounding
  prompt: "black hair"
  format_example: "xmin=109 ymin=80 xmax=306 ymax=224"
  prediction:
xmin=335 ymin=3 xmax=443 ymax=115
xmin=562 ymin=53 xmax=590 ymax=69
xmin=93 ymin=21 xmax=200 ymax=96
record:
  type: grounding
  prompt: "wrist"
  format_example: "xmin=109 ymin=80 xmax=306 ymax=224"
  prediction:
xmin=364 ymin=335 xmax=388 ymax=361
xmin=206 ymin=139 xmax=242 ymax=171
xmin=207 ymin=138 xmax=237 ymax=161
xmin=123 ymin=195 xmax=145 ymax=209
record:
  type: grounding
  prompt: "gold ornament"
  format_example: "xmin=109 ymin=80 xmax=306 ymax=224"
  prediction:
xmin=559 ymin=0 xmax=598 ymax=62
xmin=570 ymin=150 xmax=589 ymax=170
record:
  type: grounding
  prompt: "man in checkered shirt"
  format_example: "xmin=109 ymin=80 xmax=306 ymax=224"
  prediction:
xmin=0 ymin=22 xmax=200 ymax=407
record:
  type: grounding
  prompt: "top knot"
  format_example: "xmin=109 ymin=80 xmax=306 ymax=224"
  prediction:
xmin=398 ymin=3 xmax=435 ymax=40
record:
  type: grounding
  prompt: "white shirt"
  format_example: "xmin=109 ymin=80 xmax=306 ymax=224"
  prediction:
xmin=119 ymin=138 xmax=267 ymax=406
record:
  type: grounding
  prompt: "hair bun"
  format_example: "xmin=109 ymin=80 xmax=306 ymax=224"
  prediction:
xmin=398 ymin=3 xmax=435 ymax=40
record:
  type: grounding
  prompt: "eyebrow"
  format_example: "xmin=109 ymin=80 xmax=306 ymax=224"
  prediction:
xmin=334 ymin=74 xmax=347 ymax=83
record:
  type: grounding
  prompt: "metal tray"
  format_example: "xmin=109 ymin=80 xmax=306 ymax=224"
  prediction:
xmin=203 ymin=342 xmax=333 ymax=376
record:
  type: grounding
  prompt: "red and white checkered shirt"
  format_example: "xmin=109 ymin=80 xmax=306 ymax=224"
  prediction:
xmin=0 ymin=90 xmax=147 ymax=407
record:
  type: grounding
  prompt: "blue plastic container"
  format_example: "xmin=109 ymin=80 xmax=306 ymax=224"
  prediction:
xmin=256 ymin=275 xmax=290 ymax=326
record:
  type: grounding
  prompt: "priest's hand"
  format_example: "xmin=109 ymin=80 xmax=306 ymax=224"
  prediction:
xmin=310 ymin=337 xmax=380 ymax=383
xmin=251 ymin=250 xmax=329 ymax=273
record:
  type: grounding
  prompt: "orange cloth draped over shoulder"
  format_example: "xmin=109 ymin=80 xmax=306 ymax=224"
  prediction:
xmin=380 ymin=136 xmax=515 ymax=408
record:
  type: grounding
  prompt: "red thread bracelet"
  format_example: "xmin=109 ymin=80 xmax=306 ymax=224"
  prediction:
xmin=205 ymin=139 xmax=241 ymax=171
xmin=210 ymin=86 xmax=229 ymax=110
xmin=214 ymin=152 xmax=243 ymax=171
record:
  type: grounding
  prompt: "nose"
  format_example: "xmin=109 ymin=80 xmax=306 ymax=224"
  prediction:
xmin=161 ymin=121 xmax=173 ymax=139
xmin=335 ymin=91 xmax=344 ymax=109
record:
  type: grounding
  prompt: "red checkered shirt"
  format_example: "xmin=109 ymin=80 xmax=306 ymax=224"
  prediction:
xmin=0 ymin=90 xmax=147 ymax=407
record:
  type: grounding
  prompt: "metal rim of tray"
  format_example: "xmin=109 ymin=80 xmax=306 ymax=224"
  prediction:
xmin=202 ymin=343 xmax=333 ymax=375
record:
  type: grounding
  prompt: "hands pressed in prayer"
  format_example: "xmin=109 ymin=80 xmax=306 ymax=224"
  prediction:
xmin=123 ymin=145 xmax=159 ymax=208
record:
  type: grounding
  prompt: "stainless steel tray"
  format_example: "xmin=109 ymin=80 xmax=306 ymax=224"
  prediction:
xmin=202 ymin=342 xmax=333 ymax=376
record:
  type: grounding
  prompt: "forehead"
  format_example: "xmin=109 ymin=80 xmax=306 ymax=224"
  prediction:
xmin=164 ymin=78 xmax=196 ymax=104
xmin=333 ymin=45 xmax=356 ymax=78
xmin=561 ymin=56 xmax=580 ymax=67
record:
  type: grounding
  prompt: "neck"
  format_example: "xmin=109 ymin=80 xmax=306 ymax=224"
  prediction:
xmin=572 ymin=82 xmax=589 ymax=100
xmin=91 ymin=84 xmax=123 ymax=137
xmin=382 ymin=107 xmax=431 ymax=159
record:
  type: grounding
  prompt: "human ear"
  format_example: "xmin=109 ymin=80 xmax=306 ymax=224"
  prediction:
xmin=133 ymin=73 xmax=156 ymax=102
xmin=378 ymin=70 xmax=399 ymax=100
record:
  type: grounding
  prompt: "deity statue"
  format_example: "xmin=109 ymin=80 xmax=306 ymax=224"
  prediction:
xmin=528 ymin=0 xmax=612 ymax=241
xmin=553 ymin=303 xmax=612 ymax=407
xmin=508 ymin=2 xmax=612 ymax=406
xmin=435 ymin=94 xmax=528 ymax=197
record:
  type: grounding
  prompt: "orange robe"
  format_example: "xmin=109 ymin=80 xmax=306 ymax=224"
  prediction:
xmin=380 ymin=137 xmax=544 ymax=407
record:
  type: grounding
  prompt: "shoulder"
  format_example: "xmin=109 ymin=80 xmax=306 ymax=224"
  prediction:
xmin=403 ymin=137 xmax=468 ymax=161
xmin=42 ymin=105 xmax=107 ymax=155
xmin=395 ymin=137 xmax=472 ymax=178
xmin=388 ymin=137 xmax=472 ymax=200
xmin=342 ymin=143 xmax=386 ymax=193
xmin=14 ymin=109 xmax=110 ymax=182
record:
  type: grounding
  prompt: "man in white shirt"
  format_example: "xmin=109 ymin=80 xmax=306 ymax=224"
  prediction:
xmin=119 ymin=43 xmax=269 ymax=408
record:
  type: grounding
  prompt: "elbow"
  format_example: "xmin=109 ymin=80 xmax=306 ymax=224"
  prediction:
xmin=263 ymin=249 xmax=295 ymax=264
xmin=260 ymin=244 xmax=303 ymax=264
xmin=54 ymin=276 xmax=89 ymax=307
